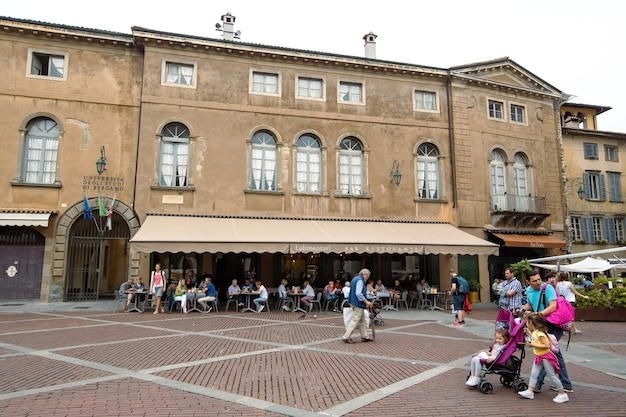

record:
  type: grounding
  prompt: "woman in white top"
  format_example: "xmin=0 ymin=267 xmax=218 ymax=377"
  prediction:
xmin=149 ymin=263 xmax=167 ymax=315
xmin=556 ymin=272 xmax=589 ymax=334
xmin=252 ymin=280 xmax=268 ymax=313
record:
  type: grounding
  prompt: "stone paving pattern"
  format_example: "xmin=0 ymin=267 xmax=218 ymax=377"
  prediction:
xmin=0 ymin=302 xmax=624 ymax=416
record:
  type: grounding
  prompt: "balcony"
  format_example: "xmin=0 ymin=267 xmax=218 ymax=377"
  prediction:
xmin=490 ymin=194 xmax=549 ymax=228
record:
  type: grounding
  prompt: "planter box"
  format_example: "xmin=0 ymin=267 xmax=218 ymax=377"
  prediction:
xmin=576 ymin=307 xmax=626 ymax=322
xmin=469 ymin=291 xmax=480 ymax=303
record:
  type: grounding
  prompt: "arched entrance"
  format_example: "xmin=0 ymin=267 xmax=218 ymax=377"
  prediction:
xmin=54 ymin=199 xmax=140 ymax=301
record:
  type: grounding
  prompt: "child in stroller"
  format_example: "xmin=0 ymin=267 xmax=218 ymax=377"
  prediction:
xmin=466 ymin=309 xmax=528 ymax=394
xmin=466 ymin=327 xmax=509 ymax=386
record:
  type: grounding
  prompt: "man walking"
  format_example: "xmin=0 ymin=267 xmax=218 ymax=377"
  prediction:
xmin=449 ymin=270 xmax=467 ymax=327
xmin=342 ymin=269 xmax=374 ymax=344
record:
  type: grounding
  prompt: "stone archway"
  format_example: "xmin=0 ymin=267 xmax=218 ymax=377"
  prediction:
xmin=49 ymin=199 xmax=140 ymax=302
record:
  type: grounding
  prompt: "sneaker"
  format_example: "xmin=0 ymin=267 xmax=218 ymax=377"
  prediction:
xmin=553 ymin=393 xmax=569 ymax=403
xmin=282 ymin=305 xmax=291 ymax=311
xmin=204 ymin=306 xmax=213 ymax=314
xmin=466 ymin=376 xmax=480 ymax=387
xmin=551 ymin=386 xmax=573 ymax=393
xmin=458 ymin=321 xmax=466 ymax=327
xmin=257 ymin=305 xmax=265 ymax=313
xmin=518 ymin=389 xmax=534 ymax=399
xmin=238 ymin=303 xmax=245 ymax=307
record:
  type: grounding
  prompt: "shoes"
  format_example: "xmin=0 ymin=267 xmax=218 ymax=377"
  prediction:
xmin=204 ymin=306 xmax=212 ymax=314
xmin=466 ymin=376 xmax=480 ymax=387
xmin=282 ymin=305 xmax=291 ymax=311
xmin=361 ymin=337 xmax=374 ymax=342
xmin=257 ymin=305 xmax=265 ymax=313
xmin=183 ymin=310 xmax=188 ymax=314
xmin=518 ymin=389 xmax=534 ymax=399
xmin=454 ymin=321 xmax=466 ymax=327
xmin=575 ymin=329 xmax=582 ymax=334
xmin=551 ymin=386 xmax=573 ymax=393
xmin=238 ymin=303 xmax=245 ymax=307
xmin=153 ymin=311 xmax=158 ymax=315
xmin=343 ymin=338 xmax=356 ymax=344
xmin=553 ymin=393 xmax=569 ymax=403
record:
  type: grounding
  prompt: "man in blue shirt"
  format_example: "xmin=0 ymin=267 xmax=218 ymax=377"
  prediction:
xmin=198 ymin=275 xmax=217 ymax=313
xmin=521 ymin=269 xmax=573 ymax=393
xmin=342 ymin=269 xmax=374 ymax=344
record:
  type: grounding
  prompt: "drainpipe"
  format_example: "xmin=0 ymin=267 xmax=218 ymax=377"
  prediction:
xmin=446 ymin=73 xmax=457 ymax=209
xmin=554 ymin=93 xmax=575 ymax=254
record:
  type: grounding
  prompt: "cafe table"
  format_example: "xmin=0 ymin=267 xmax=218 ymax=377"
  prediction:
xmin=426 ymin=291 xmax=445 ymax=311
xmin=185 ymin=289 xmax=205 ymax=313
xmin=124 ymin=289 xmax=148 ymax=313
xmin=239 ymin=291 xmax=258 ymax=313
xmin=287 ymin=292 xmax=308 ymax=314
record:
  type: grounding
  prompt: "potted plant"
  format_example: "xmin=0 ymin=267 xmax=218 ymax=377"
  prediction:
xmin=468 ymin=279 xmax=482 ymax=303
xmin=575 ymin=287 xmax=626 ymax=322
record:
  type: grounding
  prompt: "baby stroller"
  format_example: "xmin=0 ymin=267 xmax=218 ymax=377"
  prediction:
xmin=471 ymin=309 xmax=528 ymax=394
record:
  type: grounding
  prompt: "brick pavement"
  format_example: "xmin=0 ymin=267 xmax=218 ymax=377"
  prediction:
xmin=0 ymin=301 xmax=624 ymax=416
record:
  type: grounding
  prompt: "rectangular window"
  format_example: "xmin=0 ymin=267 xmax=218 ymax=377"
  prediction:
xmin=414 ymin=90 xmax=437 ymax=111
xmin=605 ymin=145 xmax=619 ymax=162
xmin=487 ymin=100 xmax=504 ymax=120
xmin=510 ymin=104 xmax=526 ymax=123
xmin=583 ymin=171 xmax=606 ymax=201
xmin=614 ymin=218 xmax=625 ymax=243
xmin=28 ymin=50 xmax=67 ymax=80
xmin=164 ymin=62 xmax=195 ymax=86
xmin=584 ymin=142 xmax=598 ymax=159
xmin=571 ymin=216 xmax=582 ymax=242
xmin=252 ymin=72 xmax=279 ymax=94
xmin=592 ymin=217 xmax=604 ymax=242
xmin=297 ymin=77 xmax=324 ymax=99
xmin=339 ymin=81 xmax=363 ymax=104
xmin=607 ymin=172 xmax=623 ymax=202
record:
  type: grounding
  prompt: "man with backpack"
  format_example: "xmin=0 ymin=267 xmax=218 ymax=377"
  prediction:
xmin=449 ymin=270 xmax=468 ymax=327
xmin=521 ymin=269 xmax=574 ymax=393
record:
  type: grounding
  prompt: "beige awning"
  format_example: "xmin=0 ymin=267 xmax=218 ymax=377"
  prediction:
xmin=0 ymin=212 xmax=52 ymax=227
xmin=130 ymin=215 xmax=499 ymax=255
xmin=493 ymin=233 xmax=566 ymax=249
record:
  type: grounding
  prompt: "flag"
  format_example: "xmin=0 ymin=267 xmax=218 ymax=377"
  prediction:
xmin=83 ymin=194 xmax=94 ymax=220
xmin=106 ymin=194 xmax=116 ymax=231
xmin=98 ymin=195 xmax=108 ymax=217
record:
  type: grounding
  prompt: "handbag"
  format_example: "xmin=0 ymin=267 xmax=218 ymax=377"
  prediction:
xmin=538 ymin=284 xmax=575 ymax=331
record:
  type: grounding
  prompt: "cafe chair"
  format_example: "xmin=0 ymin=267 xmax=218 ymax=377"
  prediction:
xmin=113 ymin=290 xmax=127 ymax=313
xmin=169 ymin=298 xmax=184 ymax=313
xmin=308 ymin=292 xmax=323 ymax=312
xmin=225 ymin=297 xmax=240 ymax=312
xmin=416 ymin=292 xmax=432 ymax=310
xmin=277 ymin=296 xmax=294 ymax=312
xmin=394 ymin=290 xmax=409 ymax=310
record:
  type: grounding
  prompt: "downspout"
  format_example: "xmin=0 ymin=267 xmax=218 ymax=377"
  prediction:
xmin=446 ymin=72 xmax=457 ymax=209
xmin=131 ymin=41 xmax=145 ymax=212
xmin=555 ymin=93 xmax=574 ymax=255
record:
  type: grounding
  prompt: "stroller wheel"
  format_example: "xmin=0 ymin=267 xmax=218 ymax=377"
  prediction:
xmin=479 ymin=381 xmax=493 ymax=394
xmin=379 ymin=320 xmax=385 ymax=326
xmin=513 ymin=381 xmax=528 ymax=392
xmin=500 ymin=376 xmax=513 ymax=387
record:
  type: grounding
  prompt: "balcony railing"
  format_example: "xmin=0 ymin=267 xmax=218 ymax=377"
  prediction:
xmin=491 ymin=194 xmax=547 ymax=214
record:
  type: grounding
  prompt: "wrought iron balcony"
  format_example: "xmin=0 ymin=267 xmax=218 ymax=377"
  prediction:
xmin=490 ymin=193 xmax=549 ymax=228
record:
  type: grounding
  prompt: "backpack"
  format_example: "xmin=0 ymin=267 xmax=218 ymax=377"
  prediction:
xmin=456 ymin=275 xmax=469 ymax=294
xmin=548 ymin=333 xmax=560 ymax=353
xmin=538 ymin=284 xmax=575 ymax=331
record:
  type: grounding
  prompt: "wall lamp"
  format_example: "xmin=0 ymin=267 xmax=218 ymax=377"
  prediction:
xmin=570 ymin=177 xmax=585 ymax=200
xmin=391 ymin=160 xmax=402 ymax=186
xmin=96 ymin=146 xmax=107 ymax=175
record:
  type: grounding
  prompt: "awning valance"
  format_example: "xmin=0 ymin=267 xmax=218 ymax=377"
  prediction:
xmin=0 ymin=212 xmax=52 ymax=227
xmin=130 ymin=215 xmax=499 ymax=255
xmin=492 ymin=233 xmax=566 ymax=249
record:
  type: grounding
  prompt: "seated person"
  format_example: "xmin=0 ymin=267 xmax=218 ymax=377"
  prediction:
xmin=119 ymin=278 xmax=133 ymax=308
xmin=583 ymin=277 xmax=593 ymax=288
xmin=131 ymin=277 xmax=146 ymax=306
xmin=366 ymin=279 xmax=376 ymax=298
xmin=171 ymin=278 xmax=188 ymax=313
xmin=228 ymin=279 xmax=246 ymax=307
xmin=341 ymin=281 xmax=351 ymax=301
xmin=197 ymin=275 xmax=217 ymax=312
xmin=300 ymin=280 xmax=315 ymax=311
xmin=252 ymin=280 xmax=268 ymax=313
xmin=277 ymin=278 xmax=293 ymax=311
xmin=416 ymin=277 xmax=430 ymax=294
xmin=374 ymin=279 xmax=386 ymax=293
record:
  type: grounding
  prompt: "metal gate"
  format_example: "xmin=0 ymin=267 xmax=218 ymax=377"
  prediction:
xmin=0 ymin=227 xmax=45 ymax=300
xmin=66 ymin=212 xmax=129 ymax=301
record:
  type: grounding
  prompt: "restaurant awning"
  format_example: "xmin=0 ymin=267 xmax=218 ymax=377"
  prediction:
xmin=130 ymin=215 xmax=499 ymax=255
xmin=0 ymin=212 xmax=53 ymax=227
xmin=492 ymin=233 xmax=566 ymax=249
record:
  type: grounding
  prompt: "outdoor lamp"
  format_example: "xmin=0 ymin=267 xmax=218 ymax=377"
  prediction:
xmin=391 ymin=160 xmax=402 ymax=186
xmin=96 ymin=146 xmax=107 ymax=175
xmin=571 ymin=177 xmax=585 ymax=200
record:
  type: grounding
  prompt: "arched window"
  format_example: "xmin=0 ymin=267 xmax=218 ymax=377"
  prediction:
xmin=513 ymin=152 xmax=530 ymax=211
xmin=490 ymin=149 xmax=507 ymax=210
xmin=159 ymin=123 xmax=190 ymax=187
xmin=23 ymin=117 xmax=59 ymax=184
xmin=417 ymin=143 xmax=440 ymax=199
xmin=250 ymin=131 xmax=277 ymax=191
xmin=338 ymin=137 xmax=363 ymax=195
xmin=296 ymin=134 xmax=321 ymax=193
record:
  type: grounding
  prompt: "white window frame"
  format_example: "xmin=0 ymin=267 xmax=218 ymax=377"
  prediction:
xmin=487 ymin=98 xmax=506 ymax=121
xmin=26 ymin=48 xmax=68 ymax=81
xmin=23 ymin=117 xmax=60 ymax=184
xmin=509 ymin=102 xmax=527 ymax=125
xmin=296 ymin=76 xmax=325 ymax=101
xmin=159 ymin=123 xmax=190 ymax=187
xmin=413 ymin=90 xmax=439 ymax=113
xmin=338 ymin=81 xmax=365 ymax=105
xmin=162 ymin=60 xmax=197 ymax=88
xmin=605 ymin=144 xmax=619 ymax=162
xmin=295 ymin=135 xmax=322 ymax=194
xmin=250 ymin=131 xmax=278 ymax=191
xmin=416 ymin=143 xmax=440 ymax=199
xmin=571 ymin=216 xmax=583 ymax=241
xmin=250 ymin=70 xmax=281 ymax=97
xmin=338 ymin=137 xmax=364 ymax=195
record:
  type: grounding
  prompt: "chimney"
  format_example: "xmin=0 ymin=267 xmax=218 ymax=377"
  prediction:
xmin=363 ymin=32 xmax=377 ymax=59
xmin=216 ymin=12 xmax=240 ymax=40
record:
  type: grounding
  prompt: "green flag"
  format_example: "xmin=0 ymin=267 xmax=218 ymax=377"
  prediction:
xmin=98 ymin=195 xmax=108 ymax=217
